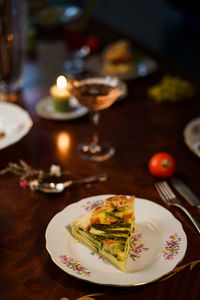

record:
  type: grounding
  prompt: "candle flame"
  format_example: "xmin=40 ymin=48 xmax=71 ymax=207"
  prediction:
xmin=57 ymin=76 xmax=67 ymax=89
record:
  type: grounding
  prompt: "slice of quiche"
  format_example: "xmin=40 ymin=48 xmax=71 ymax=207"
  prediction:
xmin=71 ymin=195 xmax=135 ymax=271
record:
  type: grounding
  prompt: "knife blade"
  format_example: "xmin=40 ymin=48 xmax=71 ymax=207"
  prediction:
xmin=171 ymin=178 xmax=200 ymax=208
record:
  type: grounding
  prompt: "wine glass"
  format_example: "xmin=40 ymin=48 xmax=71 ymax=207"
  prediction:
xmin=63 ymin=45 xmax=90 ymax=76
xmin=70 ymin=76 xmax=126 ymax=161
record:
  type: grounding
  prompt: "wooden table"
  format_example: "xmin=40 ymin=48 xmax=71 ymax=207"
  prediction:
xmin=0 ymin=20 xmax=200 ymax=300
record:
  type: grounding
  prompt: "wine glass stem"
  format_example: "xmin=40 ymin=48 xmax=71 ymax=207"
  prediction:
xmin=90 ymin=110 xmax=101 ymax=153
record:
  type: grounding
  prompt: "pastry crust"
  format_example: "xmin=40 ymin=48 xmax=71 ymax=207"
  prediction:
xmin=103 ymin=62 xmax=134 ymax=76
xmin=102 ymin=40 xmax=134 ymax=76
xmin=103 ymin=40 xmax=133 ymax=63
xmin=90 ymin=195 xmax=134 ymax=224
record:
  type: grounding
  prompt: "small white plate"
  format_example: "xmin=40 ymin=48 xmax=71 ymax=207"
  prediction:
xmin=184 ymin=117 xmax=200 ymax=158
xmin=85 ymin=55 xmax=158 ymax=80
xmin=45 ymin=195 xmax=187 ymax=286
xmin=36 ymin=96 xmax=89 ymax=121
xmin=0 ymin=102 xmax=32 ymax=150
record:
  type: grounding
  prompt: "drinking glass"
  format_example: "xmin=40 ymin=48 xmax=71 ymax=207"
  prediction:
xmin=71 ymin=76 xmax=126 ymax=161
xmin=0 ymin=0 xmax=26 ymax=100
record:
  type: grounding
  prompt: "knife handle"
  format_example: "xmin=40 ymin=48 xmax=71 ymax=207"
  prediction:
xmin=174 ymin=202 xmax=200 ymax=234
xmin=171 ymin=178 xmax=200 ymax=207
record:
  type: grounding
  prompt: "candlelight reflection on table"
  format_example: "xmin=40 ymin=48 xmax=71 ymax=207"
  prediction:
xmin=56 ymin=132 xmax=71 ymax=156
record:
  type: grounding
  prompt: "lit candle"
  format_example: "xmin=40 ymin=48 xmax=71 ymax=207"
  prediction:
xmin=50 ymin=75 xmax=71 ymax=112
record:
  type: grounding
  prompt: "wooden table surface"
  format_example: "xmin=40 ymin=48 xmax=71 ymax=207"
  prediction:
xmin=0 ymin=20 xmax=200 ymax=300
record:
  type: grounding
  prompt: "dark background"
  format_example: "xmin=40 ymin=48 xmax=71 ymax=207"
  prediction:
xmin=93 ymin=0 xmax=200 ymax=76
xmin=46 ymin=0 xmax=200 ymax=76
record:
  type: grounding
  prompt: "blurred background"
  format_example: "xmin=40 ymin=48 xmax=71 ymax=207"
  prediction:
xmin=26 ymin=0 xmax=200 ymax=76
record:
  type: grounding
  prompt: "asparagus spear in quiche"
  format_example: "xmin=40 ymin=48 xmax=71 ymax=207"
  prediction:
xmin=71 ymin=195 xmax=135 ymax=271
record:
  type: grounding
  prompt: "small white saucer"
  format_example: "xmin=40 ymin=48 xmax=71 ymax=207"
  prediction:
xmin=36 ymin=96 xmax=89 ymax=121
xmin=183 ymin=116 xmax=200 ymax=158
xmin=85 ymin=55 xmax=158 ymax=80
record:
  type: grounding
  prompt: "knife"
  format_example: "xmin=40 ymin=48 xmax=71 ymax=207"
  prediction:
xmin=171 ymin=178 xmax=200 ymax=208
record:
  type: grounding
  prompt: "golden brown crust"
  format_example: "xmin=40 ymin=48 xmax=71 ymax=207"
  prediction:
xmin=71 ymin=211 xmax=92 ymax=231
xmin=72 ymin=195 xmax=135 ymax=230
xmin=89 ymin=195 xmax=134 ymax=226
xmin=102 ymin=62 xmax=134 ymax=76
xmin=103 ymin=40 xmax=133 ymax=63
xmin=105 ymin=195 xmax=135 ymax=209
xmin=102 ymin=40 xmax=134 ymax=76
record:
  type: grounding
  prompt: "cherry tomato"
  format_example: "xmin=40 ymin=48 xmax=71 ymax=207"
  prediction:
xmin=148 ymin=152 xmax=176 ymax=178
xmin=85 ymin=35 xmax=101 ymax=53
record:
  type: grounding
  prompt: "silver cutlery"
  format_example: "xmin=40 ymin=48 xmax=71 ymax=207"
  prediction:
xmin=171 ymin=178 xmax=200 ymax=208
xmin=35 ymin=173 xmax=108 ymax=193
xmin=155 ymin=181 xmax=200 ymax=234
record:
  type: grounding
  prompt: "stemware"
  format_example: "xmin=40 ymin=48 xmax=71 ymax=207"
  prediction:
xmin=63 ymin=45 xmax=90 ymax=75
xmin=70 ymin=76 xmax=126 ymax=161
xmin=0 ymin=0 xmax=26 ymax=100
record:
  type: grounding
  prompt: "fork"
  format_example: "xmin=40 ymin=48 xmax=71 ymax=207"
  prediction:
xmin=155 ymin=181 xmax=200 ymax=234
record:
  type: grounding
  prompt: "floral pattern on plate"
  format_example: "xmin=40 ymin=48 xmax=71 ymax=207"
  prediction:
xmin=90 ymin=251 xmax=106 ymax=261
xmin=163 ymin=233 xmax=181 ymax=260
xmin=82 ymin=199 xmax=105 ymax=211
xmin=59 ymin=255 xmax=91 ymax=276
xmin=129 ymin=232 xmax=150 ymax=260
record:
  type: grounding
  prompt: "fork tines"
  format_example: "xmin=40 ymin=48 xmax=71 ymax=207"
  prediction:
xmin=155 ymin=182 xmax=168 ymax=203
xmin=155 ymin=181 xmax=176 ymax=203
xmin=155 ymin=181 xmax=200 ymax=234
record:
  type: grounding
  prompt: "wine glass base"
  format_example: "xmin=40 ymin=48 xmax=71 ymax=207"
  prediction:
xmin=77 ymin=142 xmax=115 ymax=162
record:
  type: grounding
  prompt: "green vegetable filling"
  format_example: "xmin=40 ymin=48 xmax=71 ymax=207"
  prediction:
xmin=76 ymin=207 xmax=134 ymax=262
xmin=91 ymin=222 xmax=130 ymax=229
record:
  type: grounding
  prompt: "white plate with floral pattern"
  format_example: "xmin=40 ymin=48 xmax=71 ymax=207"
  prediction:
xmin=0 ymin=102 xmax=32 ymax=150
xmin=45 ymin=194 xmax=187 ymax=286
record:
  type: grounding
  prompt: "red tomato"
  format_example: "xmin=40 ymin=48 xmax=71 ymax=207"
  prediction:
xmin=148 ymin=152 xmax=176 ymax=178
xmin=85 ymin=35 xmax=101 ymax=53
